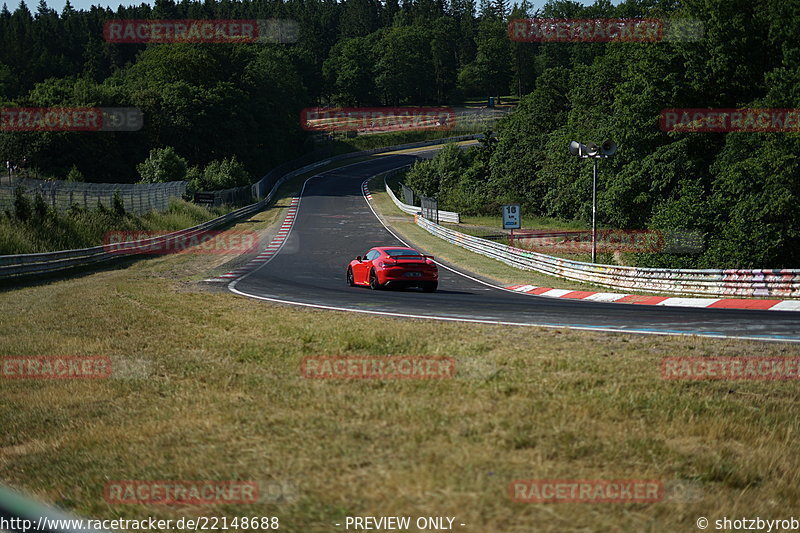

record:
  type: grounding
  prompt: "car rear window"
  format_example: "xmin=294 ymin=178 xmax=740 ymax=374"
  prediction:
xmin=385 ymin=249 xmax=422 ymax=257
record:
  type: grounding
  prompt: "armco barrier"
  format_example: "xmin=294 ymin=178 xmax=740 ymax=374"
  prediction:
xmin=0 ymin=136 xmax=479 ymax=281
xmin=415 ymin=216 xmax=800 ymax=298
xmin=381 ymin=167 xmax=461 ymax=223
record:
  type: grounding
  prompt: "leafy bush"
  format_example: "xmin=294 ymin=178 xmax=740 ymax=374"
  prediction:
xmin=137 ymin=147 xmax=188 ymax=183
xmin=187 ymin=157 xmax=252 ymax=192
xmin=112 ymin=192 xmax=125 ymax=217
xmin=66 ymin=165 xmax=85 ymax=182
xmin=32 ymin=192 xmax=49 ymax=222
xmin=13 ymin=186 xmax=31 ymax=221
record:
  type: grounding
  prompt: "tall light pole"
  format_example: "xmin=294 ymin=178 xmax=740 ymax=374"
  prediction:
xmin=569 ymin=140 xmax=617 ymax=263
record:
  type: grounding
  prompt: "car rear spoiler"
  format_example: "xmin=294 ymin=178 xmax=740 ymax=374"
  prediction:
xmin=390 ymin=255 xmax=435 ymax=261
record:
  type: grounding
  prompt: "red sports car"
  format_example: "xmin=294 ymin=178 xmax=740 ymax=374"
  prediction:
xmin=347 ymin=246 xmax=438 ymax=292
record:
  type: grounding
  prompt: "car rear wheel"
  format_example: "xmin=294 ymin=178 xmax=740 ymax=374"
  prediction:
xmin=369 ymin=269 xmax=382 ymax=290
xmin=422 ymin=282 xmax=438 ymax=293
xmin=346 ymin=267 xmax=355 ymax=287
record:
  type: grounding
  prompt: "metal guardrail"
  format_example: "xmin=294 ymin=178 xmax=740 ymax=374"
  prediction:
xmin=0 ymin=136 xmax=479 ymax=281
xmin=415 ymin=215 xmax=800 ymax=298
xmin=382 ymin=167 xmax=460 ymax=223
xmin=382 ymin=167 xmax=419 ymax=216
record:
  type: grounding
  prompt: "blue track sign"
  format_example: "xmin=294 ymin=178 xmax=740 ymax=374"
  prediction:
xmin=502 ymin=204 xmax=521 ymax=229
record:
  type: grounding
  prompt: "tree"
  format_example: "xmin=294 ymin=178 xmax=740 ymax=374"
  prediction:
xmin=32 ymin=191 xmax=48 ymax=221
xmin=188 ymin=157 xmax=252 ymax=191
xmin=66 ymin=165 xmax=84 ymax=182
xmin=200 ymin=157 xmax=252 ymax=189
xmin=701 ymin=133 xmax=800 ymax=268
xmin=339 ymin=0 xmax=379 ymax=38
xmin=374 ymin=25 xmax=435 ymax=104
xmin=13 ymin=185 xmax=31 ymax=221
xmin=137 ymin=147 xmax=188 ymax=183
xmin=112 ymin=191 xmax=125 ymax=216
xmin=323 ymin=36 xmax=378 ymax=105
xmin=428 ymin=17 xmax=458 ymax=103
xmin=472 ymin=16 xmax=512 ymax=96
xmin=61 ymin=0 xmax=74 ymax=17
xmin=508 ymin=1 xmax=536 ymax=97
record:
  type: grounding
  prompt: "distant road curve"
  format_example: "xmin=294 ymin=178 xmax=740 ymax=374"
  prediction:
xmin=228 ymin=150 xmax=800 ymax=343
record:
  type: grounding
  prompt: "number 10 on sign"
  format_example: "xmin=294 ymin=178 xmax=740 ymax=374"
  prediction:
xmin=502 ymin=204 xmax=521 ymax=232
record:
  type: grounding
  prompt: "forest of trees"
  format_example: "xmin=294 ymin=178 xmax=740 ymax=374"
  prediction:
xmin=0 ymin=0 xmax=529 ymax=184
xmin=403 ymin=0 xmax=800 ymax=268
xmin=0 ymin=0 xmax=798 ymax=267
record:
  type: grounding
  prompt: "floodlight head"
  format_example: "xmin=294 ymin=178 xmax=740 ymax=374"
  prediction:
xmin=601 ymin=140 xmax=617 ymax=156
xmin=569 ymin=141 xmax=582 ymax=156
xmin=585 ymin=142 xmax=600 ymax=156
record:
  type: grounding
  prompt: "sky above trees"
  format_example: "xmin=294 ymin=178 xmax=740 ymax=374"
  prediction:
xmin=16 ymin=0 xmax=621 ymax=17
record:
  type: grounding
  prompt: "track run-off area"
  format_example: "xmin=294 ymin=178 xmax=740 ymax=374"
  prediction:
xmin=227 ymin=150 xmax=800 ymax=343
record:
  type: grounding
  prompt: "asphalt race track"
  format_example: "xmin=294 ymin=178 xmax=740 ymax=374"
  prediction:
xmin=229 ymin=152 xmax=800 ymax=343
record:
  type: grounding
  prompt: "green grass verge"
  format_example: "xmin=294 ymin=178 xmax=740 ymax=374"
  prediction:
xmin=0 ymin=199 xmax=231 ymax=255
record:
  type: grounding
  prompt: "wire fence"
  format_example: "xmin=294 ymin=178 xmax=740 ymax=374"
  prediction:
xmin=0 ymin=178 xmax=187 ymax=215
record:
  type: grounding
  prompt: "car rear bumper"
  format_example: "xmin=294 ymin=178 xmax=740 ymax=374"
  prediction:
xmin=380 ymin=271 xmax=437 ymax=281
xmin=383 ymin=280 xmax=437 ymax=289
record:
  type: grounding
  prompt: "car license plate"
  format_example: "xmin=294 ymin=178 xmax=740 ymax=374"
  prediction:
xmin=405 ymin=272 xmax=422 ymax=277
